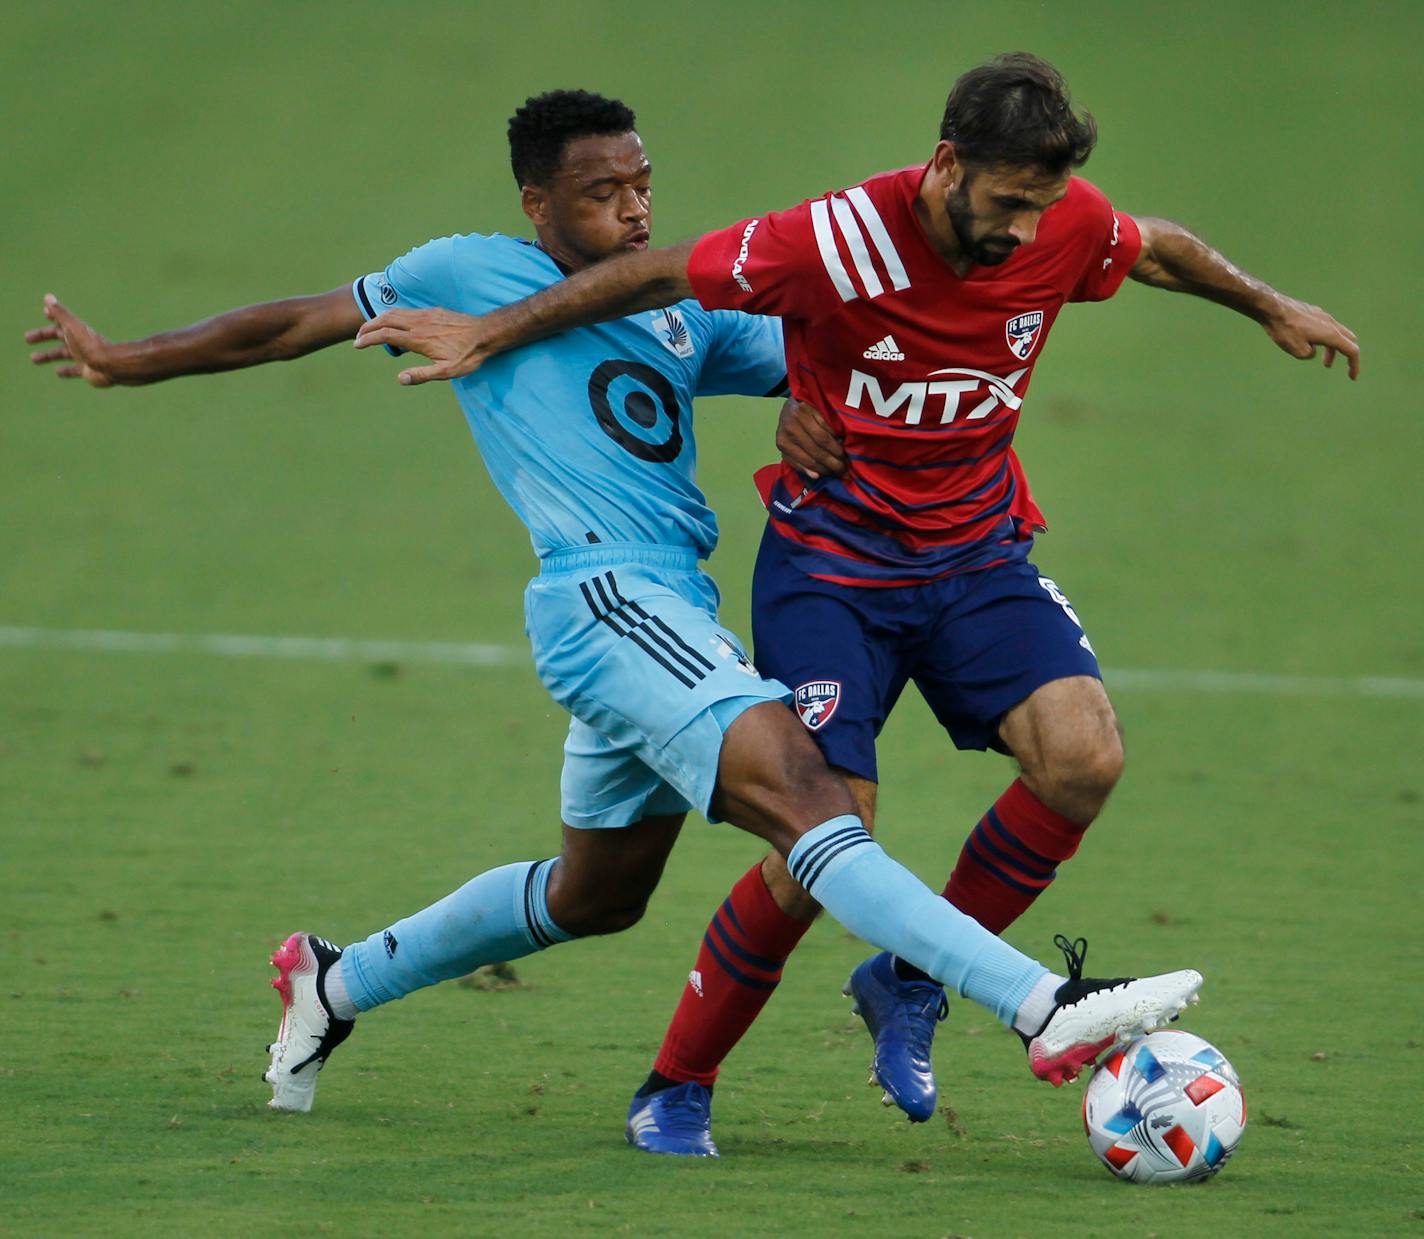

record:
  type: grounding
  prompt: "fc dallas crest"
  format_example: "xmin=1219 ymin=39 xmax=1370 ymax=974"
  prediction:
xmin=794 ymin=680 xmax=841 ymax=730
xmin=1005 ymin=310 xmax=1044 ymax=360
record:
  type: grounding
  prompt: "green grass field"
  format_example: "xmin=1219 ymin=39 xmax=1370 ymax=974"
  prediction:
xmin=3 ymin=3 xmax=1421 ymax=1235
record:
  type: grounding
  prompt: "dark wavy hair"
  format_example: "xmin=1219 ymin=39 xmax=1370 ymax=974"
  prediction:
xmin=940 ymin=53 xmax=1097 ymax=174
xmin=507 ymin=89 xmax=638 ymax=188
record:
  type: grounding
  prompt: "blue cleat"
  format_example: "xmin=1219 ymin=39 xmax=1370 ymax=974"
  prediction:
xmin=844 ymin=951 xmax=948 ymax=1122
xmin=625 ymin=1082 xmax=719 ymax=1157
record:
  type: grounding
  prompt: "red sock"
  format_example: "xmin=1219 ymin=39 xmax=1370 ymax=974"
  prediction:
xmin=943 ymin=778 xmax=1091 ymax=934
xmin=652 ymin=861 xmax=814 ymax=1086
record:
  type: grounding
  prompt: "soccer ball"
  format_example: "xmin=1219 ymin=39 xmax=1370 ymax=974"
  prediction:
xmin=1082 ymin=1030 xmax=1246 ymax=1184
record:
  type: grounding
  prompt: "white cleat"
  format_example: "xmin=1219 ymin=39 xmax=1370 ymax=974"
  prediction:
xmin=1025 ymin=935 xmax=1203 ymax=1087
xmin=264 ymin=932 xmax=354 ymax=1112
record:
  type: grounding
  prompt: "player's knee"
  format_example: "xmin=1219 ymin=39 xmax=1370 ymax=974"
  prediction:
xmin=1079 ymin=728 xmax=1125 ymax=795
xmin=1043 ymin=728 xmax=1124 ymax=810
xmin=557 ymin=894 xmax=650 ymax=938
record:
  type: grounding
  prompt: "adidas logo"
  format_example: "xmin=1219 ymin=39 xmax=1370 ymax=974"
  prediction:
xmin=862 ymin=334 xmax=904 ymax=361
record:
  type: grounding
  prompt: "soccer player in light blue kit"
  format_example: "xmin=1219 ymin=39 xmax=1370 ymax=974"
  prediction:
xmin=27 ymin=91 xmax=1202 ymax=1154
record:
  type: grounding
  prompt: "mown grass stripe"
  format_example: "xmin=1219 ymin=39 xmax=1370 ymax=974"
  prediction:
xmin=1 ymin=626 xmax=1421 ymax=699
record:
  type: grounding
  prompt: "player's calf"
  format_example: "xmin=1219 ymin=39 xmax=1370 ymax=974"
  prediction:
xmin=545 ymin=814 xmax=682 ymax=936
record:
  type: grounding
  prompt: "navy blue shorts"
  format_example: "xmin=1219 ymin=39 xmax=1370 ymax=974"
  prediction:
xmin=750 ymin=527 xmax=1102 ymax=782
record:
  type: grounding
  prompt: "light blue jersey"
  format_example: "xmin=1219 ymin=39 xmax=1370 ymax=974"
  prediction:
xmin=354 ymin=234 xmax=786 ymax=561
xmin=353 ymin=233 xmax=790 ymax=829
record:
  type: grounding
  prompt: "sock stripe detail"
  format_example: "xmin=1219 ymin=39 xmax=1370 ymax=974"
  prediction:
xmin=789 ymin=824 xmax=875 ymax=893
xmin=803 ymin=834 xmax=874 ymax=890
xmin=790 ymin=824 xmax=865 ymax=876
xmin=521 ymin=858 xmax=575 ymax=949
xmin=983 ymin=808 xmax=1059 ymax=873
xmin=788 ymin=824 xmax=864 ymax=886
xmin=793 ymin=826 xmax=873 ymax=888
xmin=522 ymin=861 xmax=556 ymax=948
xmin=700 ymin=931 xmax=781 ymax=991
xmin=962 ymin=835 xmax=1048 ymax=896
xmin=709 ymin=908 xmax=786 ymax=976
xmin=974 ymin=819 xmax=1058 ymax=883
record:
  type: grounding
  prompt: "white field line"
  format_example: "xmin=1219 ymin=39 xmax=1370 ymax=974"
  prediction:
xmin=0 ymin=625 xmax=1421 ymax=700
xmin=1104 ymin=667 xmax=1424 ymax=700
xmin=0 ymin=626 xmax=521 ymax=668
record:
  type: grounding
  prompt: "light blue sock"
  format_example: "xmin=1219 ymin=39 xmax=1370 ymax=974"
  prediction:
xmin=787 ymin=816 xmax=1047 ymax=1025
xmin=339 ymin=858 xmax=573 ymax=1012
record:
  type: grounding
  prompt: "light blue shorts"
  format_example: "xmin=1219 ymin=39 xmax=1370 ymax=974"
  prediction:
xmin=524 ymin=543 xmax=791 ymax=829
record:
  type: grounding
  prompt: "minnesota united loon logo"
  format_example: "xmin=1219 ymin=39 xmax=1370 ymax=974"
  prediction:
xmin=710 ymin=633 xmax=758 ymax=676
xmin=652 ymin=308 xmax=695 ymax=359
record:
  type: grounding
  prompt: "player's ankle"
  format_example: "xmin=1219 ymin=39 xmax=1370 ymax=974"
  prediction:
xmin=1011 ymin=971 xmax=1065 ymax=1037
xmin=637 ymin=1069 xmax=711 ymax=1098
xmin=891 ymin=955 xmax=935 ymax=984
xmin=323 ymin=957 xmax=360 ymax=1022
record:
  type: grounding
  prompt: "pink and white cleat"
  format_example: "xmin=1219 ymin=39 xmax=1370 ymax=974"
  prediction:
xmin=1025 ymin=935 xmax=1202 ymax=1087
xmin=264 ymin=933 xmax=354 ymax=1112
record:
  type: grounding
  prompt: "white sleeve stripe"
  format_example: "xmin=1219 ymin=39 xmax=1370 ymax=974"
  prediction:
xmin=829 ymin=194 xmax=884 ymax=299
xmin=846 ymin=186 xmax=911 ymax=292
xmin=809 ymin=198 xmax=858 ymax=302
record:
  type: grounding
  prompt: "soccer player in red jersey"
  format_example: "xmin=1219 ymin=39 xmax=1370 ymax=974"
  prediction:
xmin=354 ymin=53 xmax=1358 ymax=1155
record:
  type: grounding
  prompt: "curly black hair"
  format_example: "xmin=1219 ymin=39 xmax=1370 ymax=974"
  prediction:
xmin=507 ymin=90 xmax=638 ymax=188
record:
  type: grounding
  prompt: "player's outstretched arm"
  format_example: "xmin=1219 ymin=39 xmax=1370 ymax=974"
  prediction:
xmin=1128 ymin=217 xmax=1359 ymax=379
xmin=354 ymin=240 xmax=698 ymax=386
xmin=25 ymin=288 xmax=364 ymax=388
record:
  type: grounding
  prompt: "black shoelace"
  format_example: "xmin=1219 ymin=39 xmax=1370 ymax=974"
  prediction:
xmin=1054 ymin=933 xmax=1090 ymax=982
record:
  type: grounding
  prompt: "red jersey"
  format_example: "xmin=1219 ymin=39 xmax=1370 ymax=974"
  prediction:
xmin=686 ymin=166 xmax=1141 ymax=586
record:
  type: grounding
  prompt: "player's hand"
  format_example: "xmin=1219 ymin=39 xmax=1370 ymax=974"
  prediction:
xmin=776 ymin=398 xmax=846 ymax=480
xmin=1261 ymin=296 xmax=1360 ymax=380
xmin=354 ymin=307 xmax=491 ymax=385
xmin=25 ymin=295 xmax=119 ymax=387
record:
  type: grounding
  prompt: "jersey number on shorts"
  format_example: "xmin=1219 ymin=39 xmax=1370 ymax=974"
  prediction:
xmin=1037 ymin=576 xmax=1084 ymax=629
